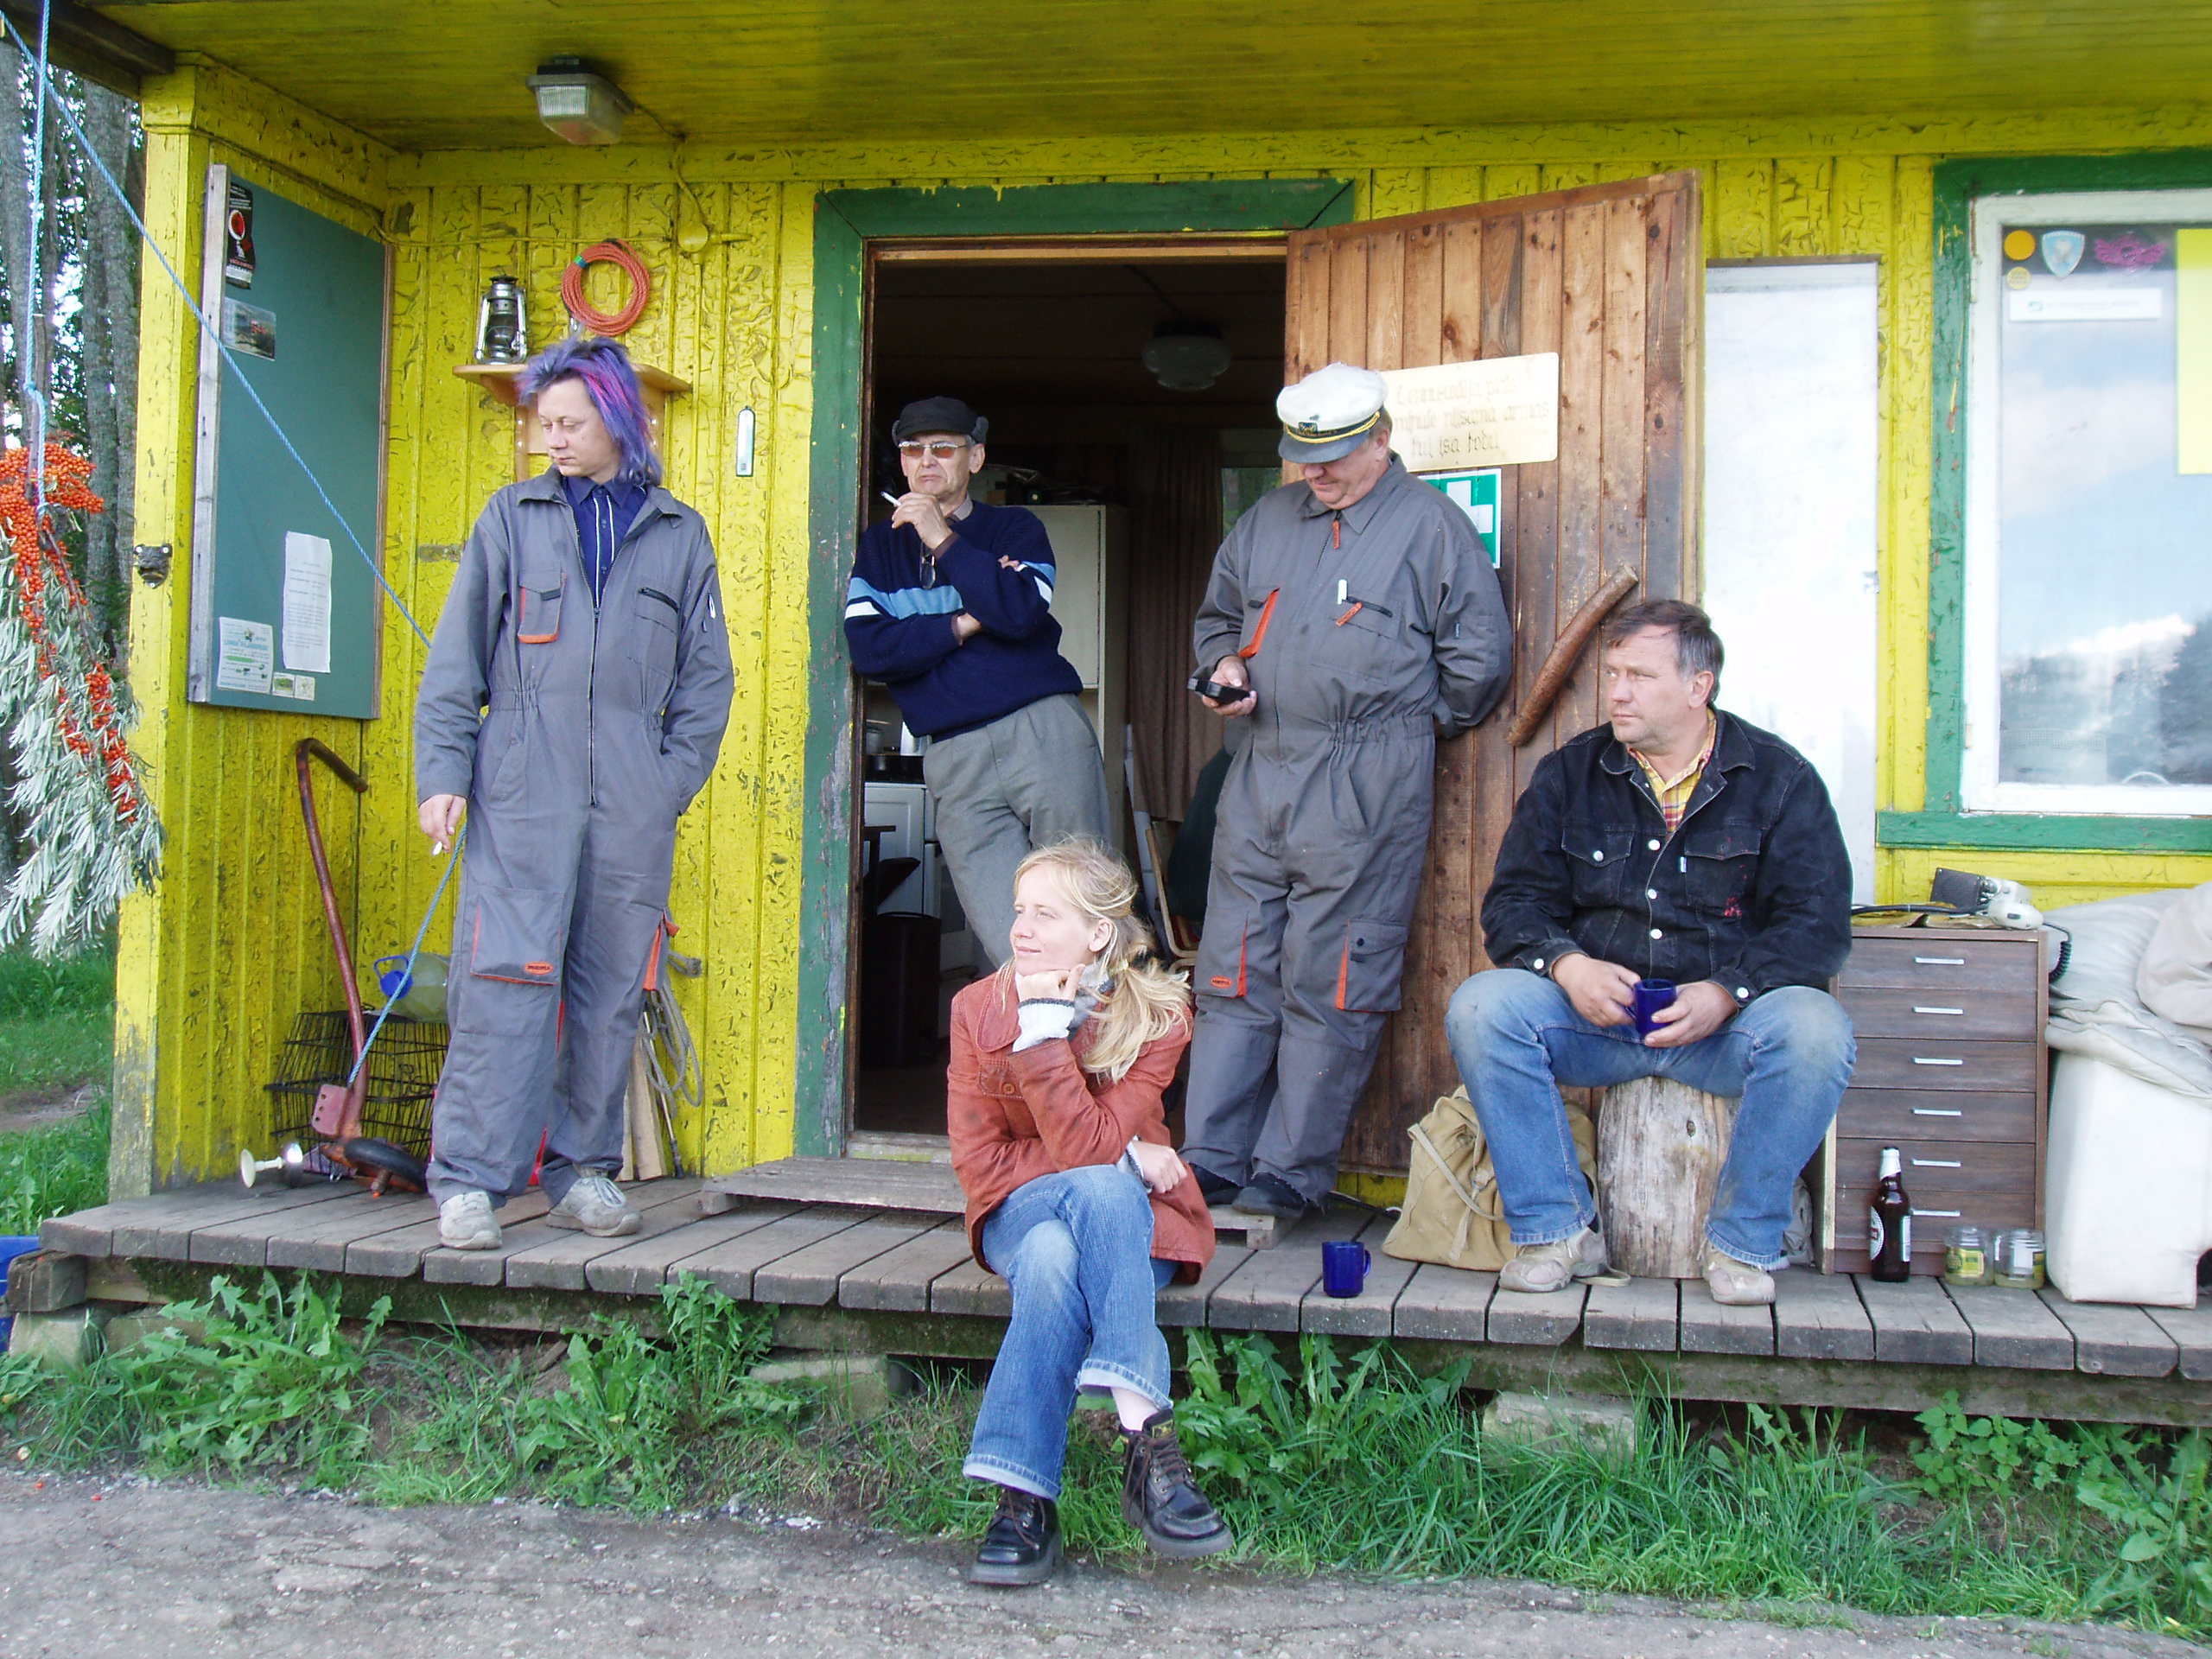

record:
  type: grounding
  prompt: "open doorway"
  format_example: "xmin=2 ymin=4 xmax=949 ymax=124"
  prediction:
xmin=849 ymin=242 xmax=1288 ymax=1147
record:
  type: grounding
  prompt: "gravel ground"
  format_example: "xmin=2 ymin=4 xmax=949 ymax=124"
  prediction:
xmin=0 ymin=1471 xmax=2201 ymax=1659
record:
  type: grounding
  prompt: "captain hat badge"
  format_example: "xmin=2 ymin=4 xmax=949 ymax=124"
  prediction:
xmin=1276 ymin=362 xmax=1390 ymax=463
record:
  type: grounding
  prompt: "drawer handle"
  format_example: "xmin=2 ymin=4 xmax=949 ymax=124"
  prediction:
xmin=1913 ymin=1006 xmax=1965 ymax=1015
xmin=1920 ymin=1209 xmax=1963 ymax=1218
xmin=1911 ymin=1057 xmax=1964 ymax=1066
xmin=1911 ymin=1158 xmax=1962 ymax=1168
xmin=1912 ymin=1107 xmax=1963 ymax=1116
xmin=1913 ymin=956 xmax=1967 ymax=965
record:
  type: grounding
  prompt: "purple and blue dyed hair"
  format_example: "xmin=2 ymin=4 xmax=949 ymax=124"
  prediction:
xmin=520 ymin=334 xmax=663 ymax=488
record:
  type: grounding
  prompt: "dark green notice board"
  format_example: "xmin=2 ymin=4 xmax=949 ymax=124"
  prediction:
xmin=187 ymin=164 xmax=387 ymax=718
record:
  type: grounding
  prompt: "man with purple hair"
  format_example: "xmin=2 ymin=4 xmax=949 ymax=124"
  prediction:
xmin=415 ymin=334 xmax=734 ymax=1250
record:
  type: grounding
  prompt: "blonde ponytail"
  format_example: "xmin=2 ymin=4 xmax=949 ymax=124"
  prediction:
xmin=1012 ymin=838 xmax=1190 ymax=1084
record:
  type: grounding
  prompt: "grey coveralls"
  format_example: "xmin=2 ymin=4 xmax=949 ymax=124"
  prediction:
xmin=414 ymin=469 xmax=734 ymax=1207
xmin=1181 ymin=457 xmax=1511 ymax=1203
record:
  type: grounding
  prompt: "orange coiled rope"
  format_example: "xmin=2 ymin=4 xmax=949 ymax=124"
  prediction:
xmin=560 ymin=238 xmax=652 ymax=335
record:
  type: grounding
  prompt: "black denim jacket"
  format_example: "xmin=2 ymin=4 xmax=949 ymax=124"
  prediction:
xmin=1480 ymin=711 xmax=1853 ymax=1008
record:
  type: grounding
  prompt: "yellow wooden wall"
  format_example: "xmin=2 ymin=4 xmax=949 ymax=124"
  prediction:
xmin=117 ymin=60 xmax=2212 ymax=1190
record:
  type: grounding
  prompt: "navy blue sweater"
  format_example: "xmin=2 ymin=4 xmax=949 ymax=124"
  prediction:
xmin=843 ymin=503 xmax=1083 ymax=740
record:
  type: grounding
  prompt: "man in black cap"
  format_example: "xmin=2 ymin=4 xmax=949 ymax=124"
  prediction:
xmin=844 ymin=397 xmax=1112 ymax=965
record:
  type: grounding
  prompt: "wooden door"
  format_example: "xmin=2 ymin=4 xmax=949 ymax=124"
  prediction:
xmin=1283 ymin=173 xmax=1703 ymax=1174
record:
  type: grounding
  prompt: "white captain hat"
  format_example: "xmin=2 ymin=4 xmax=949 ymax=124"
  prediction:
xmin=1277 ymin=362 xmax=1389 ymax=462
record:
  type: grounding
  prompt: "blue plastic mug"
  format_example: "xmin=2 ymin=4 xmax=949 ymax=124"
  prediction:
xmin=1631 ymin=977 xmax=1678 ymax=1037
xmin=1321 ymin=1239 xmax=1371 ymax=1298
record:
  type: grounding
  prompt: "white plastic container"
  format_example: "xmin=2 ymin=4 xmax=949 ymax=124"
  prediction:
xmin=2046 ymin=1053 xmax=2212 ymax=1307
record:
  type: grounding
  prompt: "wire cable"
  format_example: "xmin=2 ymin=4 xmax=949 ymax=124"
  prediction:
xmin=561 ymin=239 xmax=652 ymax=335
xmin=4 ymin=12 xmax=430 ymax=648
xmin=345 ymin=828 xmax=463 ymax=1086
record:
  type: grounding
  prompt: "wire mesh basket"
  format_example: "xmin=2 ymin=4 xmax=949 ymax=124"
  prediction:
xmin=265 ymin=1009 xmax=447 ymax=1159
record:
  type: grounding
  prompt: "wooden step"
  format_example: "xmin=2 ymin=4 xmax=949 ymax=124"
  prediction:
xmin=698 ymin=1157 xmax=1282 ymax=1248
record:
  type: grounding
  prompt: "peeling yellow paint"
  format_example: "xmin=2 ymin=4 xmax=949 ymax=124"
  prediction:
xmin=118 ymin=58 xmax=2212 ymax=1188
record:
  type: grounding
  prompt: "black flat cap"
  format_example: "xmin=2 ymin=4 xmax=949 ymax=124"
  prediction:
xmin=892 ymin=396 xmax=988 ymax=443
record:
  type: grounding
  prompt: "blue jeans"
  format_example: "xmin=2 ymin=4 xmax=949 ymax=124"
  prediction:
xmin=1444 ymin=970 xmax=1855 ymax=1270
xmin=962 ymin=1164 xmax=1179 ymax=1500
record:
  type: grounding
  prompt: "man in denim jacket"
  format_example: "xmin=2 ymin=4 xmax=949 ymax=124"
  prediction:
xmin=1448 ymin=601 xmax=1855 ymax=1306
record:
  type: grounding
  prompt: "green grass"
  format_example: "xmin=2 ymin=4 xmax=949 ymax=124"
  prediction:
xmin=0 ymin=1094 xmax=111 ymax=1234
xmin=2 ymin=1278 xmax=2206 ymax=1640
xmin=0 ymin=944 xmax=115 ymax=1105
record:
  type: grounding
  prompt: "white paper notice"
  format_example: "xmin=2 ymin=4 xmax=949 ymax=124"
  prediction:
xmin=215 ymin=616 xmax=273 ymax=695
xmin=282 ymin=531 xmax=333 ymax=675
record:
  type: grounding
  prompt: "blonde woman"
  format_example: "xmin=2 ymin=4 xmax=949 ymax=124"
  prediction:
xmin=946 ymin=839 xmax=1234 ymax=1586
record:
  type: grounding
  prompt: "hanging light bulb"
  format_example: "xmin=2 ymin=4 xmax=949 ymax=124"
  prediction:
xmin=1141 ymin=321 xmax=1233 ymax=391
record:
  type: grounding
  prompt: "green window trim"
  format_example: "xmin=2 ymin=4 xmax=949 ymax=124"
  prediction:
xmin=792 ymin=176 xmax=1354 ymax=1157
xmin=1920 ymin=149 xmax=2212 ymax=855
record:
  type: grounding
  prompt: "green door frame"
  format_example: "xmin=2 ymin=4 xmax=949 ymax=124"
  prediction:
xmin=1884 ymin=149 xmax=2212 ymax=854
xmin=791 ymin=176 xmax=1354 ymax=1156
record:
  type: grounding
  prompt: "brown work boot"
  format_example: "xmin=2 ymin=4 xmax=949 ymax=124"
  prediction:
xmin=1121 ymin=1409 xmax=1234 ymax=1558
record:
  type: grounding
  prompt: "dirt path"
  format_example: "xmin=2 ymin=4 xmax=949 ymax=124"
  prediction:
xmin=0 ymin=1083 xmax=97 ymax=1138
xmin=0 ymin=1471 xmax=2196 ymax=1659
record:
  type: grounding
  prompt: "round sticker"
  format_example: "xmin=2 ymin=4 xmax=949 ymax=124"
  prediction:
xmin=2006 ymin=266 xmax=2032 ymax=290
xmin=2003 ymin=228 xmax=2037 ymax=261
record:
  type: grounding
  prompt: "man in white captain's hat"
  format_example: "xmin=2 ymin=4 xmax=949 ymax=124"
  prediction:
xmin=1178 ymin=362 xmax=1513 ymax=1220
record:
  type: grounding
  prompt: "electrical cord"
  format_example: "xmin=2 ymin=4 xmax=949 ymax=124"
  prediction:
xmin=561 ymin=239 xmax=652 ymax=335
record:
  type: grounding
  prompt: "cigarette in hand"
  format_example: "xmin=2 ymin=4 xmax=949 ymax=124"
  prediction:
xmin=432 ymin=841 xmax=446 ymax=857
xmin=880 ymin=491 xmax=900 ymax=506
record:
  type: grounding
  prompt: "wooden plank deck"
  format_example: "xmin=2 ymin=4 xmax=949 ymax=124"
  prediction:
xmin=29 ymin=1180 xmax=2212 ymax=1426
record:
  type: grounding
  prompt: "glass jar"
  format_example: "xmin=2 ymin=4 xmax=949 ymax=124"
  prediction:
xmin=1944 ymin=1224 xmax=1993 ymax=1287
xmin=1993 ymin=1228 xmax=2047 ymax=1290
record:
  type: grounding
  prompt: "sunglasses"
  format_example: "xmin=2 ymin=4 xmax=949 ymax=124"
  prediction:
xmin=897 ymin=440 xmax=969 ymax=461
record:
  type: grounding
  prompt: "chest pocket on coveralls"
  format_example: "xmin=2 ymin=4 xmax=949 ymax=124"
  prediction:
xmin=1561 ymin=829 xmax=1636 ymax=909
xmin=1318 ymin=599 xmax=1396 ymax=687
xmin=628 ymin=586 xmax=682 ymax=709
xmin=518 ymin=574 xmax=564 ymax=645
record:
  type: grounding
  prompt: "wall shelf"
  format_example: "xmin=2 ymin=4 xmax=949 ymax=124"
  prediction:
xmin=454 ymin=359 xmax=692 ymax=482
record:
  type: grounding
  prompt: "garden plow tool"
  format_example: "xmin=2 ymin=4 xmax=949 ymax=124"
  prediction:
xmin=294 ymin=739 xmax=430 ymax=1197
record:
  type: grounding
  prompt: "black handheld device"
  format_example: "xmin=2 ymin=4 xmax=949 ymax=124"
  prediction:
xmin=1186 ymin=671 xmax=1249 ymax=703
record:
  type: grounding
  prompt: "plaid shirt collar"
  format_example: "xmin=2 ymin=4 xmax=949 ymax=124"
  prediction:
xmin=1629 ymin=711 xmax=1718 ymax=834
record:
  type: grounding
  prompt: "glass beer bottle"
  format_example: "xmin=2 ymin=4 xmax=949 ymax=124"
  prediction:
xmin=1869 ymin=1146 xmax=1912 ymax=1282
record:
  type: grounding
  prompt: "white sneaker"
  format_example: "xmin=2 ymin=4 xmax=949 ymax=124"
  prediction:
xmin=546 ymin=1173 xmax=642 ymax=1237
xmin=437 ymin=1191 xmax=501 ymax=1250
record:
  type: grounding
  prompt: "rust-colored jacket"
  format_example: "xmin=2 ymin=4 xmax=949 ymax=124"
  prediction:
xmin=947 ymin=971 xmax=1216 ymax=1284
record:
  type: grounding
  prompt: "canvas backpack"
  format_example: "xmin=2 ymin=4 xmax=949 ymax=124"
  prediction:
xmin=1382 ymin=1085 xmax=1597 ymax=1272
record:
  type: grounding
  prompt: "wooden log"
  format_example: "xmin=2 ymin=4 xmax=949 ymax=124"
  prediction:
xmin=1597 ymin=1077 xmax=1737 ymax=1279
xmin=1503 ymin=567 xmax=1639 ymax=747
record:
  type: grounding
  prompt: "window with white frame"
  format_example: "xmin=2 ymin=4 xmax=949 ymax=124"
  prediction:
xmin=1965 ymin=188 xmax=2212 ymax=814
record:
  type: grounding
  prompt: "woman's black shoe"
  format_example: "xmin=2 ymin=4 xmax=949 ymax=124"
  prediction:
xmin=1121 ymin=1408 xmax=1235 ymax=1558
xmin=968 ymin=1484 xmax=1063 ymax=1586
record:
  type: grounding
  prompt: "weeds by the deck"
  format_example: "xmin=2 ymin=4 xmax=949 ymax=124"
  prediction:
xmin=1 ymin=1275 xmax=2205 ymax=1640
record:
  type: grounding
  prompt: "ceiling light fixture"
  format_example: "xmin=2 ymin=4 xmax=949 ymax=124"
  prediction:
xmin=1142 ymin=321 xmax=1233 ymax=391
xmin=527 ymin=56 xmax=634 ymax=146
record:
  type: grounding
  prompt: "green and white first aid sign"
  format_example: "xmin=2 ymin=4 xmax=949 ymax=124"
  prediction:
xmin=1422 ymin=469 xmax=1502 ymax=567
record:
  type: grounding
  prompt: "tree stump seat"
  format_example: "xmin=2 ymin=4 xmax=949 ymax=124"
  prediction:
xmin=1595 ymin=1077 xmax=1738 ymax=1279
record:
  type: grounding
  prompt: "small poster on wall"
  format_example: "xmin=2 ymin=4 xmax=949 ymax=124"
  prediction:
xmin=224 ymin=180 xmax=255 ymax=286
xmin=221 ymin=297 xmax=276 ymax=359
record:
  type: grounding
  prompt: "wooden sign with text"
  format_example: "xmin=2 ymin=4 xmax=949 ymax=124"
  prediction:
xmin=1379 ymin=353 xmax=1560 ymax=472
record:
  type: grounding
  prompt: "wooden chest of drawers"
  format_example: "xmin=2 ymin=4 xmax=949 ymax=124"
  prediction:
xmin=1820 ymin=925 xmax=2048 ymax=1274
